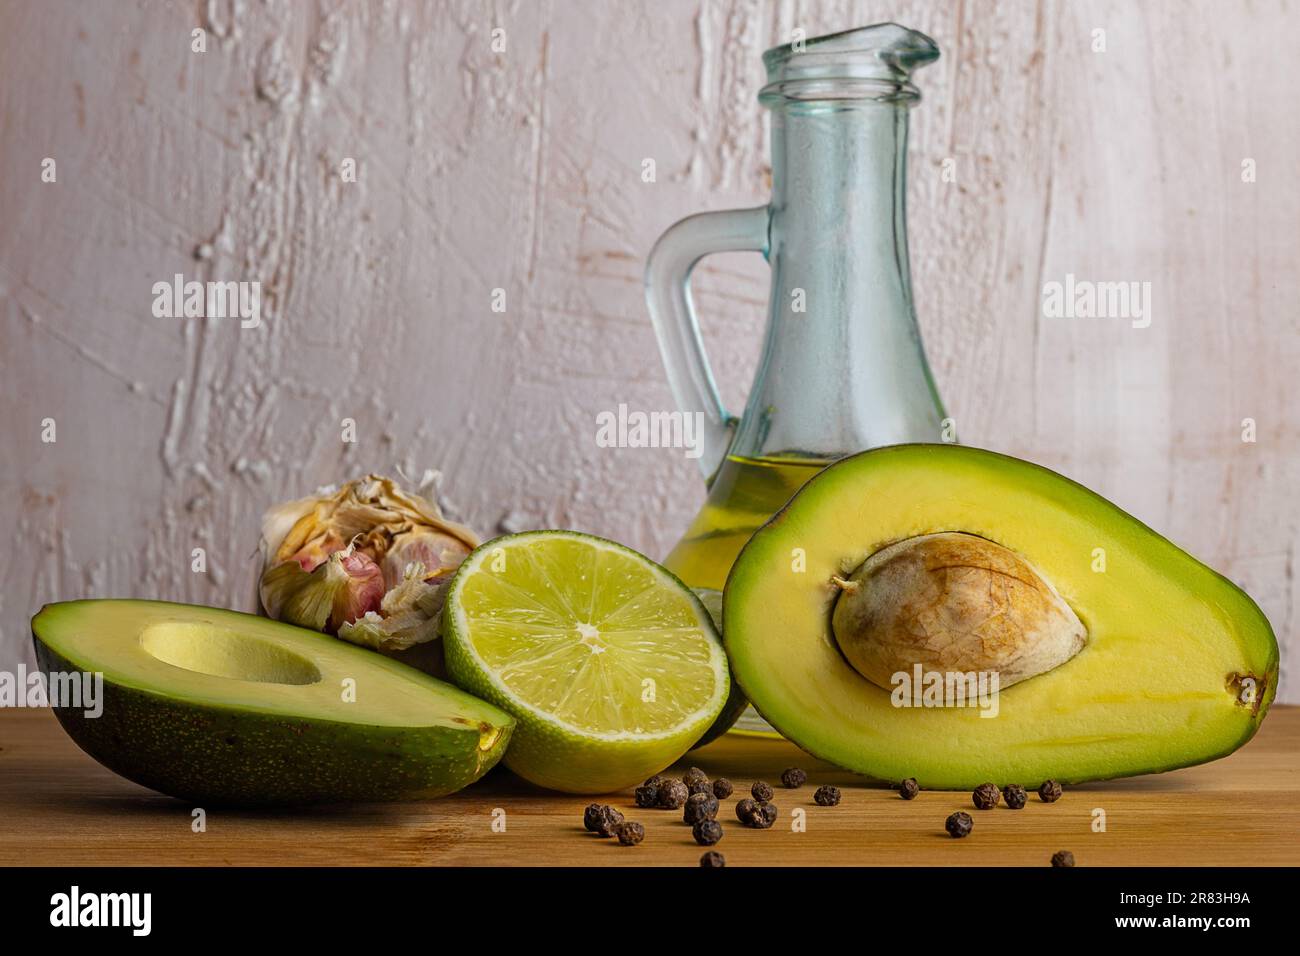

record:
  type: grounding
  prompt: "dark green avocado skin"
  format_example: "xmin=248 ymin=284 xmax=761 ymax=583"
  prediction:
xmin=691 ymin=680 xmax=748 ymax=749
xmin=34 ymin=641 xmax=512 ymax=807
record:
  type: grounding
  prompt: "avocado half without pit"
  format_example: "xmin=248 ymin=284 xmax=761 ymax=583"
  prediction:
xmin=32 ymin=600 xmax=514 ymax=806
xmin=722 ymin=444 xmax=1278 ymax=789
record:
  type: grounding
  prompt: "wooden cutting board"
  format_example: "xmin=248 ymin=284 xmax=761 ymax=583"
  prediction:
xmin=2 ymin=706 xmax=1296 ymax=867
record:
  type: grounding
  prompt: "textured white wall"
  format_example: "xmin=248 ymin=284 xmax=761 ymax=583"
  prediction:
xmin=1 ymin=0 xmax=1295 ymax=700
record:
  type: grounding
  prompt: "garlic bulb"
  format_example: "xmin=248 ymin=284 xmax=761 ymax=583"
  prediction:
xmin=259 ymin=475 xmax=479 ymax=659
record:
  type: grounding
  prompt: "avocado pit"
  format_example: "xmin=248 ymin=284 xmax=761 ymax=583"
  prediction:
xmin=830 ymin=532 xmax=1087 ymax=690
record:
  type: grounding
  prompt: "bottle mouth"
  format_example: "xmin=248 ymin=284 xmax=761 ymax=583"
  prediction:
xmin=760 ymin=22 xmax=939 ymax=105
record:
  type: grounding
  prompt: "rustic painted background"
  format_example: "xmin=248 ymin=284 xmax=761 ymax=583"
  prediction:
xmin=1 ymin=0 xmax=1295 ymax=701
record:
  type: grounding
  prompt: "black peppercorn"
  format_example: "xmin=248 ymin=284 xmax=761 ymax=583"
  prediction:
xmin=1050 ymin=850 xmax=1075 ymax=868
xmin=712 ymin=778 xmax=734 ymax=800
xmin=899 ymin=778 xmax=919 ymax=800
xmin=751 ymin=780 xmax=774 ymax=802
xmin=1002 ymin=784 xmax=1027 ymax=810
xmin=972 ymin=783 xmax=1000 ymax=810
xmin=584 ymin=803 xmax=623 ymax=836
xmin=1038 ymin=780 xmax=1063 ymax=803
xmin=634 ymin=783 xmax=659 ymax=808
xmin=693 ymin=819 xmax=723 ymax=846
xmin=737 ymin=797 xmax=776 ymax=828
xmin=699 ymin=850 xmax=726 ymax=868
xmin=657 ymin=779 xmax=689 ymax=809
xmin=687 ymin=779 xmax=712 ymax=796
xmin=735 ymin=798 xmax=760 ymax=825
xmin=644 ymin=774 xmax=666 ymax=787
xmin=813 ymin=785 xmax=841 ymax=807
xmin=945 ymin=811 xmax=973 ymax=838
xmin=683 ymin=791 xmax=720 ymax=825
xmin=682 ymin=766 xmax=709 ymax=789
xmin=615 ymin=821 xmax=645 ymax=846
xmin=585 ymin=806 xmax=624 ymax=837
xmin=780 ymin=767 xmax=807 ymax=789
xmin=743 ymin=801 xmax=769 ymax=832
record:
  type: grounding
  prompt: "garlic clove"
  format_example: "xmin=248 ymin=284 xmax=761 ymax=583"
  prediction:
xmin=259 ymin=546 xmax=385 ymax=634
xmin=329 ymin=550 xmax=386 ymax=632
xmin=259 ymin=559 xmax=325 ymax=629
xmin=380 ymin=530 xmax=474 ymax=591
xmin=338 ymin=562 xmax=446 ymax=651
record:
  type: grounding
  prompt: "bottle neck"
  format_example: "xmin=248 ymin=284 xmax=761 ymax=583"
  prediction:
xmin=772 ymin=102 xmax=915 ymax=316
xmin=731 ymin=101 xmax=946 ymax=460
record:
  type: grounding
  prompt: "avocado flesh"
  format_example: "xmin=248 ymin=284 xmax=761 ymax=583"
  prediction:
xmin=32 ymin=599 xmax=514 ymax=805
xmin=723 ymin=444 xmax=1279 ymax=789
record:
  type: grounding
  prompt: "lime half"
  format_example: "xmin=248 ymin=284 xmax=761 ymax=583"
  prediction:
xmin=443 ymin=531 xmax=729 ymax=793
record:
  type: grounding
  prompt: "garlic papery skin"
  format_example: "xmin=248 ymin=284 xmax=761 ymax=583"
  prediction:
xmin=260 ymin=475 xmax=478 ymax=575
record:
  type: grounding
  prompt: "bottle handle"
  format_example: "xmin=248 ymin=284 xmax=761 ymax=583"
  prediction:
xmin=644 ymin=206 xmax=770 ymax=479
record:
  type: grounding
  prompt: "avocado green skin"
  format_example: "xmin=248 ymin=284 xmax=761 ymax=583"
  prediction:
xmin=33 ymin=639 xmax=513 ymax=807
xmin=688 ymin=589 xmax=745 ymax=749
xmin=691 ymin=681 xmax=749 ymax=749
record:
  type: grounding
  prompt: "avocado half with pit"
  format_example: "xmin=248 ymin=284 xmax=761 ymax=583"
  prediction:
xmin=32 ymin=600 xmax=514 ymax=805
xmin=723 ymin=444 xmax=1278 ymax=789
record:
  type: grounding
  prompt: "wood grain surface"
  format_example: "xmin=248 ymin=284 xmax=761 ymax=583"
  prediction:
xmin=0 ymin=1 xmax=1295 ymax=703
xmin=1 ymin=706 xmax=1295 ymax=867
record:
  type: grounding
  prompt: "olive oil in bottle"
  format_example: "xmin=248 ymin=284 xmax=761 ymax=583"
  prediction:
xmin=663 ymin=454 xmax=832 ymax=592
